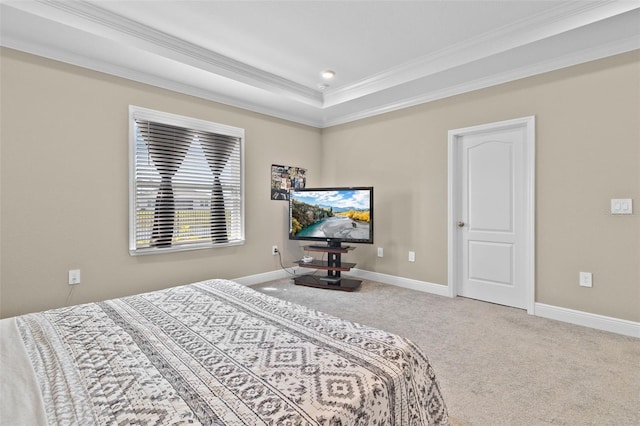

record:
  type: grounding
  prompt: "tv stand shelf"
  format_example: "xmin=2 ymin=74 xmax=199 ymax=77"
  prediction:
xmin=293 ymin=245 xmax=361 ymax=292
xmin=296 ymin=259 xmax=356 ymax=271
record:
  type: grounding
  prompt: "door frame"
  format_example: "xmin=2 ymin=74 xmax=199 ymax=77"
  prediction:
xmin=447 ymin=116 xmax=536 ymax=314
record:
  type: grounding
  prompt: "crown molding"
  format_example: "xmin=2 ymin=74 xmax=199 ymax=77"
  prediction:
xmin=0 ymin=31 xmax=326 ymax=128
xmin=2 ymin=1 xmax=638 ymax=129
xmin=323 ymin=1 xmax=640 ymax=108
xmin=18 ymin=0 xmax=324 ymax=107
xmin=321 ymin=33 xmax=640 ymax=128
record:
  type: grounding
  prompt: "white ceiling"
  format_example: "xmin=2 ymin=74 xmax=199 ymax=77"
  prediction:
xmin=2 ymin=1 xmax=639 ymax=128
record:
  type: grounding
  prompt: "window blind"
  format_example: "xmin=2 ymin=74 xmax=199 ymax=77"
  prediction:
xmin=129 ymin=106 xmax=244 ymax=255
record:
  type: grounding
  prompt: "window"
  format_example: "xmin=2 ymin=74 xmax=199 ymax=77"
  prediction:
xmin=129 ymin=106 xmax=244 ymax=255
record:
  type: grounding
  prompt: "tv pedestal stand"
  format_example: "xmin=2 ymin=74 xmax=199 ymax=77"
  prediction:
xmin=293 ymin=245 xmax=361 ymax=292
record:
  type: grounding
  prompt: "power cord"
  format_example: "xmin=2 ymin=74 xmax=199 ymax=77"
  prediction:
xmin=65 ymin=285 xmax=76 ymax=306
xmin=274 ymin=247 xmax=297 ymax=276
xmin=275 ymin=247 xmax=322 ymax=278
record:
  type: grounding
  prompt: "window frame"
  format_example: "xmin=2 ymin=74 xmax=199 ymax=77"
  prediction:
xmin=129 ymin=105 xmax=245 ymax=255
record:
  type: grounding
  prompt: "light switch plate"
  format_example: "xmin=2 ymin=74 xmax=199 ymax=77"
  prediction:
xmin=611 ymin=198 xmax=633 ymax=215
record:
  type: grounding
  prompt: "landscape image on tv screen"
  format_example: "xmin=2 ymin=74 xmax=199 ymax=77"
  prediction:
xmin=290 ymin=188 xmax=371 ymax=242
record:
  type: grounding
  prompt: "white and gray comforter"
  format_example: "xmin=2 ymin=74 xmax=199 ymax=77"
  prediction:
xmin=1 ymin=279 xmax=448 ymax=425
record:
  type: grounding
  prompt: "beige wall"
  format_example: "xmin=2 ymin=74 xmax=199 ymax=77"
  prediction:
xmin=0 ymin=48 xmax=322 ymax=318
xmin=321 ymin=50 xmax=639 ymax=322
xmin=2 ymin=48 xmax=639 ymax=323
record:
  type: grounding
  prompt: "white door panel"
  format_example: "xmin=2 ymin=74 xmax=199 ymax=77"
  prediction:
xmin=468 ymin=241 xmax=513 ymax=285
xmin=467 ymin=140 xmax=513 ymax=232
xmin=449 ymin=117 xmax=535 ymax=311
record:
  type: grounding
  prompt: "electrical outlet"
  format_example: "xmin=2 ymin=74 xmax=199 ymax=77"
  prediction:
xmin=579 ymin=272 xmax=593 ymax=287
xmin=408 ymin=251 xmax=415 ymax=262
xmin=272 ymin=245 xmax=279 ymax=255
xmin=68 ymin=269 xmax=81 ymax=285
xmin=377 ymin=247 xmax=384 ymax=257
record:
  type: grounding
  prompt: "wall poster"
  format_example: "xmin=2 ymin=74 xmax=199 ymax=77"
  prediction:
xmin=271 ymin=164 xmax=306 ymax=201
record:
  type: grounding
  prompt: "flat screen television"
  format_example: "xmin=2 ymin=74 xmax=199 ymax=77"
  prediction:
xmin=289 ymin=186 xmax=373 ymax=248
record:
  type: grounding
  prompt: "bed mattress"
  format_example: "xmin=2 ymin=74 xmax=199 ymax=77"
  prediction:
xmin=0 ymin=279 xmax=448 ymax=425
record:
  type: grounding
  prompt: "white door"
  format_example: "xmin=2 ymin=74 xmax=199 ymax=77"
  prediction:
xmin=448 ymin=117 xmax=535 ymax=311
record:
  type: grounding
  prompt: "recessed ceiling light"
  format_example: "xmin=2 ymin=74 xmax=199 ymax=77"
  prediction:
xmin=321 ymin=70 xmax=335 ymax=79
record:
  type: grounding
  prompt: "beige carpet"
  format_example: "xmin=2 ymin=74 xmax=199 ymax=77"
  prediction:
xmin=250 ymin=278 xmax=640 ymax=425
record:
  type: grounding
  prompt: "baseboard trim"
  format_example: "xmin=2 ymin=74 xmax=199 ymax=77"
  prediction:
xmin=233 ymin=269 xmax=292 ymax=286
xmin=348 ymin=269 xmax=450 ymax=297
xmin=236 ymin=269 xmax=639 ymax=338
xmin=234 ymin=268 xmax=449 ymax=296
xmin=534 ymin=303 xmax=640 ymax=338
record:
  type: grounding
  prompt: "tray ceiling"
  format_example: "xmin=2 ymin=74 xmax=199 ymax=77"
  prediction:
xmin=1 ymin=1 xmax=639 ymax=128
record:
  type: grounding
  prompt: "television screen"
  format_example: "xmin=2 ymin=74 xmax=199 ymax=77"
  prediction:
xmin=289 ymin=187 xmax=373 ymax=246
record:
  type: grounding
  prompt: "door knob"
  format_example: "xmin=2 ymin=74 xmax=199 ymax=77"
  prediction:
xmin=457 ymin=221 xmax=465 ymax=228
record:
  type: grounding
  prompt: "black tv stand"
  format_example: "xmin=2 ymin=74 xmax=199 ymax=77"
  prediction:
xmin=293 ymin=245 xmax=361 ymax=292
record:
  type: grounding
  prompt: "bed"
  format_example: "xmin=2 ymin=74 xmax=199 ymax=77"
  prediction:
xmin=0 ymin=279 xmax=448 ymax=425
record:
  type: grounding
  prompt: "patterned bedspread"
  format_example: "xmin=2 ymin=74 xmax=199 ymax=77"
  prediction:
xmin=10 ymin=279 xmax=448 ymax=425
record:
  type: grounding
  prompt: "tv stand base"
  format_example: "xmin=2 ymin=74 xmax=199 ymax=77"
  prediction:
xmin=294 ymin=275 xmax=361 ymax=292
